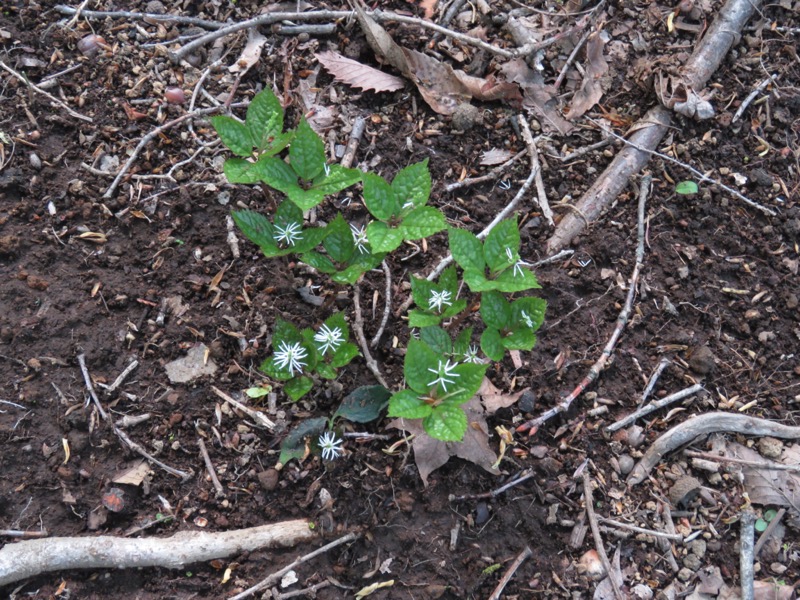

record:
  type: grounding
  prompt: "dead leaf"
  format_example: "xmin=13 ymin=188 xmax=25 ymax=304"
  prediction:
xmin=724 ymin=441 xmax=800 ymax=509
xmin=500 ymin=59 xmax=574 ymax=135
xmin=593 ymin=546 xmax=624 ymax=600
xmin=388 ymin=396 xmax=499 ymax=486
xmin=478 ymin=377 xmax=526 ymax=415
xmin=113 ymin=460 xmax=153 ymax=486
xmin=566 ymin=30 xmax=610 ymax=120
xmin=228 ymin=28 xmax=268 ymax=76
xmin=316 ymin=51 xmax=405 ymax=93
xmin=480 ymin=148 xmax=513 ymax=166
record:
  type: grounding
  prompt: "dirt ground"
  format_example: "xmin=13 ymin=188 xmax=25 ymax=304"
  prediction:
xmin=1 ymin=0 xmax=799 ymax=598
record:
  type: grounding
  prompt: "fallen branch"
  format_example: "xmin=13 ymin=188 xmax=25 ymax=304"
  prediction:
xmin=605 ymin=382 xmax=704 ymax=433
xmin=519 ymin=117 xmax=553 ymax=227
xmin=340 ymin=115 xmax=367 ymax=169
xmin=546 ymin=0 xmax=765 ymax=252
xmin=627 ymin=413 xmax=800 ymax=485
xmin=54 ymin=4 xmax=227 ymax=29
xmin=740 ymin=508 xmax=756 ymax=600
xmin=0 ymin=520 xmax=316 ymax=587
xmin=518 ymin=174 xmax=651 ymax=433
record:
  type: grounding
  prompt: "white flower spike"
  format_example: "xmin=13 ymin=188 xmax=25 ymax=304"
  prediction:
xmin=428 ymin=289 xmax=453 ymax=313
xmin=314 ymin=324 xmax=344 ymax=355
xmin=318 ymin=431 xmax=344 ymax=461
xmin=427 ymin=359 xmax=460 ymax=392
xmin=463 ymin=344 xmax=483 ymax=364
xmin=350 ymin=223 xmax=369 ymax=254
xmin=273 ymin=341 xmax=307 ymax=376
xmin=274 ymin=221 xmax=303 ymax=246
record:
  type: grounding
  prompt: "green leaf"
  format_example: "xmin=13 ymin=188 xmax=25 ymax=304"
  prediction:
xmin=312 ymin=165 xmax=362 ymax=196
xmin=484 ymin=219 xmax=520 ymax=273
xmin=441 ymin=299 xmax=468 ymax=319
xmin=284 ymin=375 xmax=314 ymax=401
xmin=400 ymin=206 xmax=447 ymax=240
xmin=259 ymin=131 xmax=294 ymax=157
xmin=392 ymin=158 xmax=431 ymax=211
xmin=503 ymin=328 xmax=537 ymax=351
xmin=291 ymin=227 xmax=328 ymax=254
xmin=453 ymin=327 xmax=473 ymax=356
xmin=463 ymin=270 xmax=497 ymax=292
xmin=755 ymin=518 xmax=768 ymax=532
xmin=331 ymin=252 xmax=384 ymax=285
xmin=223 ymin=158 xmax=263 ymax=184
xmin=323 ymin=214 xmax=355 ymax=264
xmin=333 ymin=385 xmax=391 ymax=423
xmin=246 ymin=88 xmax=284 ymax=150
xmin=362 ymin=172 xmax=399 ymax=222
xmin=324 ymin=311 xmax=350 ymax=340
xmin=232 ymin=210 xmax=276 ymax=250
xmin=424 ymin=405 xmax=467 ymax=441
xmin=439 ymin=265 xmax=459 ymax=295
xmin=290 ymin=117 xmax=325 ymax=181
xmin=273 ymin=319 xmax=302 ymax=344
xmin=443 ymin=362 xmax=489 ymax=405
xmin=211 ymin=115 xmax=253 ymax=157
xmin=449 ymin=228 xmax=485 ymax=273
xmin=251 ymin=156 xmax=297 ymax=193
xmin=404 ymin=338 xmax=439 ymax=394
xmin=287 ymin=187 xmax=325 ymax=211
xmin=278 ymin=417 xmax=327 ymax=465
xmin=480 ymin=327 xmax=505 ymax=362
xmin=388 ymin=389 xmax=432 ymax=419
xmin=480 ymin=291 xmax=512 ymax=330
xmin=494 ymin=267 xmax=541 ymax=293
xmin=316 ymin=363 xmax=337 ymax=380
xmin=408 ymin=310 xmax=443 ymax=328
xmin=410 ymin=275 xmax=436 ymax=311
xmin=420 ymin=326 xmax=452 ymax=356
xmin=367 ymin=222 xmax=404 ymax=253
xmin=245 ymin=385 xmax=272 ymax=398
xmin=275 ymin=198 xmax=303 ymax=226
xmin=260 ymin=356 xmax=293 ymax=380
xmin=330 ymin=342 xmax=359 ymax=368
xmin=675 ymin=180 xmax=698 ymax=195
xmin=301 ymin=251 xmax=337 ymax=274
xmin=512 ymin=297 xmax=547 ymax=333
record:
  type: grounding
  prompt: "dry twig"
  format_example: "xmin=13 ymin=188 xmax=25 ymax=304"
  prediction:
xmin=340 ymin=115 xmax=367 ymax=169
xmin=0 ymin=61 xmax=92 ymax=123
xmin=370 ymin=260 xmax=392 ymax=348
xmin=487 ymin=546 xmax=533 ymax=600
xmin=519 ymin=117 xmax=553 ymax=226
xmin=353 ymin=283 xmax=389 ymax=388
xmin=444 ymin=149 xmax=527 ymax=193
xmin=605 ymin=382 xmax=704 ymax=433
xmin=197 ymin=436 xmax=226 ymax=498
xmin=582 ymin=469 xmax=625 ymax=600
xmin=740 ymin=508 xmax=756 ymax=600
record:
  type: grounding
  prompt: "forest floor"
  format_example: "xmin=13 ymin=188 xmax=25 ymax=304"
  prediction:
xmin=1 ymin=0 xmax=799 ymax=598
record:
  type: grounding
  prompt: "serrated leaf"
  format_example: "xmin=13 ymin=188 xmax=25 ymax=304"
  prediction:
xmin=410 ymin=275 xmax=436 ymax=311
xmin=290 ymin=118 xmax=325 ymax=181
xmin=388 ymin=389 xmax=433 ymax=419
xmin=424 ymin=405 xmax=467 ymax=441
xmin=324 ymin=214 xmax=355 ymax=264
xmin=223 ymin=158 xmax=263 ymax=184
xmin=232 ymin=210 xmax=277 ymax=250
xmin=453 ymin=327 xmax=473 ymax=356
xmin=439 ymin=265 xmax=459 ymax=294
xmin=260 ymin=356 xmax=293 ymax=380
xmin=400 ymin=206 xmax=446 ymax=240
xmin=274 ymin=319 xmax=302 ymax=344
xmin=480 ymin=327 xmax=505 ymax=362
xmin=316 ymin=362 xmax=338 ymax=380
xmin=287 ymin=186 xmax=325 ymax=211
xmin=463 ymin=270 xmax=497 ymax=292
xmin=316 ymin=50 xmax=405 ymax=93
xmin=250 ymin=156 xmax=297 ymax=193
xmin=443 ymin=362 xmax=488 ymax=405
xmin=675 ymin=180 xmax=698 ymax=195
xmin=362 ymin=172 xmax=399 ymax=221
xmin=483 ymin=219 xmax=519 ymax=272
xmin=367 ymin=221 xmax=404 ymax=253
xmin=512 ymin=297 xmax=547 ymax=332
xmin=211 ymin=115 xmax=253 ymax=157
xmin=259 ymin=131 xmax=294 ymax=157
xmin=330 ymin=341 xmax=359 ymax=368
xmin=503 ymin=329 xmax=537 ymax=351
xmin=408 ymin=310 xmax=443 ymax=328
xmin=331 ymin=252 xmax=384 ymax=285
xmin=405 ymin=338 xmax=439 ymax=394
xmin=494 ymin=267 xmax=541 ymax=293
xmin=312 ymin=164 xmax=362 ymax=196
xmin=480 ymin=291 xmax=512 ymax=330
xmin=246 ymin=88 xmax=284 ymax=150
xmin=278 ymin=417 xmax=327 ymax=465
xmin=285 ymin=375 xmax=314 ymax=401
xmin=419 ymin=326 xmax=452 ymax=355
xmin=448 ymin=228 xmax=485 ymax=273
xmin=441 ymin=298 xmax=467 ymax=319
xmin=333 ymin=385 xmax=391 ymax=423
xmin=392 ymin=158 xmax=431 ymax=211
xmin=301 ymin=251 xmax=337 ymax=274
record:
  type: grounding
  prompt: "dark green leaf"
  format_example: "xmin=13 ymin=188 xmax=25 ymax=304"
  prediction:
xmin=449 ymin=228 xmax=485 ymax=273
xmin=480 ymin=291 xmax=512 ymax=330
xmin=275 ymin=199 xmax=303 ymax=226
xmin=453 ymin=327 xmax=473 ymax=356
xmin=483 ymin=219 xmax=519 ymax=273
xmin=273 ymin=319 xmax=302 ymax=344
xmin=405 ymin=338 xmax=439 ymax=394
xmin=260 ymin=356 xmax=293 ymax=380
xmin=284 ymin=375 xmax=314 ymax=401
xmin=301 ymin=251 xmax=337 ymax=274
xmin=290 ymin=118 xmax=325 ymax=181
xmin=312 ymin=165 xmax=362 ymax=196
xmin=250 ymin=156 xmax=297 ymax=193
xmin=400 ymin=206 xmax=446 ymax=240
xmin=420 ymin=326 xmax=452 ymax=355
xmin=232 ymin=210 xmax=276 ymax=250
xmin=259 ymin=131 xmax=294 ymax=157
xmin=502 ymin=328 xmax=537 ymax=351
xmin=246 ymin=88 xmax=283 ymax=150
xmin=392 ymin=158 xmax=431 ymax=211
xmin=287 ymin=187 xmax=325 ymax=211
xmin=211 ymin=115 xmax=253 ymax=157
xmin=408 ymin=310 xmax=443 ymax=328
xmin=439 ymin=265 xmax=459 ymax=295
xmin=494 ymin=268 xmax=541 ymax=293
xmin=367 ymin=222 xmax=404 ymax=253
xmin=330 ymin=342 xmax=359 ymax=368
xmin=362 ymin=172 xmax=399 ymax=221
xmin=278 ymin=417 xmax=327 ymax=465
xmin=333 ymin=385 xmax=391 ymax=423
xmin=291 ymin=227 xmax=328 ymax=254
xmin=463 ymin=270 xmax=497 ymax=292
xmin=223 ymin=158 xmax=263 ymax=184
xmin=331 ymin=252 xmax=384 ymax=285
xmin=443 ymin=362 xmax=488 ymax=405
xmin=388 ymin=389 xmax=432 ymax=419
xmin=441 ymin=299 xmax=467 ymax=319
xmin=323 ymin=214 xmax=355 ymax=264
xmin=512 ymin=297 xmax=547 ymax=333
xmin=410 ymin=275 xmax=437 ymax=311
xmin=480 ymin=327 xmax=505 ymax=362
xmin=424 ymin=405 xmax=467 ymax=441
xmin=316 ymin=363 xmax=337 ymax=380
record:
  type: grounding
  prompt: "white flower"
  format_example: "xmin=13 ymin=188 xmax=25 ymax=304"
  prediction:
xmin=402 ymin=200 xmax=415 ymax=210
xmin=318 ymin=431 xmax=344 ymax=461
xmin=427 ymin=359 xmax=460 ymax=392
xmin=463 ymin=344 xmax=484 ymax=364
xmin=274 ymin=221 xmax=303 ymax=246
xmin=314 ymin=324 xmax=344 ymax=355
xmin=428 ymin=289 xmax=453 ymax=313
xmin=520 ymin=311 xmax=534 ymax=329
xmin=273 ymin=341 xmax=307 ymax=376
xmin=350 ymin=223 xmax=369 ymax=254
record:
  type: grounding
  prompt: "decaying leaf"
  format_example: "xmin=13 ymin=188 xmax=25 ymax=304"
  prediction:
xmin=229 ymin=28 xmax=268 ymax=76
xmin=316 ymin=51 xmax=405 ymax=93
xmin=724 ymin=441 xmax=800 ymax=509
xmin=479 ymin=148 xmax=513 ymax=166
xmin=478 ymin=377 xmax=526 ymax=415
xmin=388 ymin=396 xmax=499 ymax=486
xmin=501 ymin=59 xmax=574 ymax=135
xmin=566 ymin=30 xmax=610 ymax=120
xmin=593 ymin=547 xmax=625 ymax=600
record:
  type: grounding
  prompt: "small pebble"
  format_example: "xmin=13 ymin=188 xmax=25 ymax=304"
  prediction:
xmin=618 ymin=455 xmax=635 ymax=475
xmin=688 ymin=345 xmax=715 ymax=375
xmin=258 ymin=468 xmax=279 ymax=491
xmin=683 ymin=553 xmax=702 ymax=570
xmin=757 ymin=436 xmax=783 ymax=459
xmin=29 ymin=153 xmax=42 ymax=170
xmin=451 ymin=103 xmax=481 ymax=131
xmin=475 ymin=502 xmax=490 ymax=525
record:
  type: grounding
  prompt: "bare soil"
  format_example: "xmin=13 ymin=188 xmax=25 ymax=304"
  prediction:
xmin=1 ymin=0 xmax=799 ymax=598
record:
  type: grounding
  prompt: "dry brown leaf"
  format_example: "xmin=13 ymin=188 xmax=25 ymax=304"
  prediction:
xmin=401 ymin=48 xmax=471 ymax=115
xmin=453 ymin=71 xmax=522 ymax=105
xmin=566 ymin=30 xmax=610 ymax=120
xmin=725 ymin=441 xmax=800 ymax=509
xmin=501 ymin=59 xmax=574 ymax=135
xmin=478 ymin=377 xmax=525 ymax=414
xmin=228 ymin=28 xmax=268 ymax=76
xmin=316 ymin=50 xmax=405 ymax=93
xmin=479 ymin=148 xmax=513 ymax=166
xmin=349 ymin=0 xmax=409 ymax=74
xmin=388 ymin=396 xmax=499 ymax=486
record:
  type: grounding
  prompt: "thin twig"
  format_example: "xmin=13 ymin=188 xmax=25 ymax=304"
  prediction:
xmin=597 ymin=517 xmax=683 ymax=542
xmin=54 ymin=4 xmax=227 ymax=28
xmin=740 ymin=508 xmax=756 ymax=600
xmin=658 ymin=501 xmax=681 ymax=573
xmin=228 ymin=532 xmax=359 ymax=600
xmin=63 ymin=0 xmax=90 ymax=29
xmin=104 ymin=359 xmax=139 ymax=395
xmin=519 ymin=117 xmax=553 ymax=226
xmin=197 ymin=437 xmax=226 ymax=498
xmin=487 ymin=546 xmax=532 ymax=600
xmin=211 ymin=386 xmax=275 ymax=429
xmin=449 ymin=470 xmax=535 ymax=502
xmin=0 ymin=61 xmax=92 ymax=123
xmin=519 ymin=174 xmax=652 ymax=433
xmin=582 ymin=470 xmax=625 ymax=600
xmin=340 ymin=115 xmax=367 ymax=169
xmin=353 ymin=283 xmax=389 ymax=388
xmin=444 ymin=149 xmax=527 ymax=193
xmin=226 ymin=215 xmax=240 ymax=259
xmin=561 ymin=137 xmax=613 ymax=163
xmin=0 ymin=530 xmax=48 ymax=539
xmin=370 ymin=260 xmax=392 ymax=348
xmin=530 ymin=249 xmax=574 ymax=268
xmin=732 ymin=74 xmax=779 ymax=123
xmin=682 ymin=450 xmax=800 ymax=473
xmin=605 ymin=383 xmax=705 ymax=433
xmin=641 ymin=357 xmax=671 ymax=405
xmin=754 ymin=507 xmax=785 ymax=557
xmin=554 ymin=27 xmax=592 ymax=90
xmin=102 ymin=103 xmax=245 ymax=199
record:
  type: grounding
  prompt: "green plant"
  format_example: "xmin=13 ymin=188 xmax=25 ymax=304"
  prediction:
xmin=212 ymin=87 xmax=546 ymax=443
xmin=675 ymin=180 xmax=698 ymax=195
